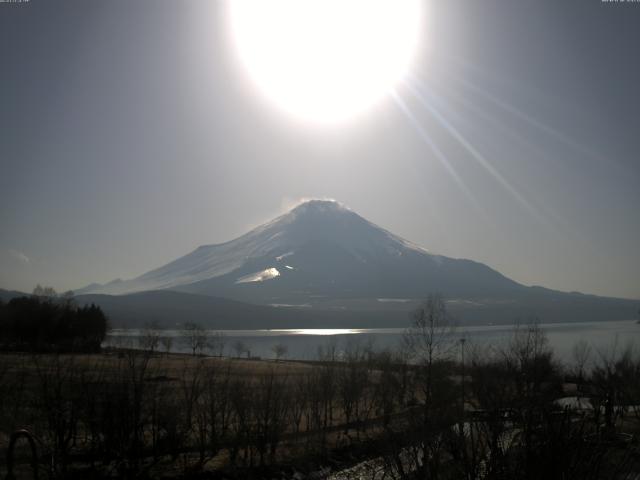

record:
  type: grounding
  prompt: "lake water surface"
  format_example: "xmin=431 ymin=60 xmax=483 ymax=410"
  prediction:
xmin=106 ymin=320 xmax=640 ymax=363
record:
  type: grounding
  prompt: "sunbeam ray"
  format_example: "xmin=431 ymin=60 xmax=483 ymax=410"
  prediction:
xmin=425 ymin=80 xmax=573 ymax=228
xmin=402 ymin=77 xmax=548 ymax=224
xmin=439 ymin=59 xmax=609 ymax=167
xmin=390 ymin=89 xmax=483 ymax=214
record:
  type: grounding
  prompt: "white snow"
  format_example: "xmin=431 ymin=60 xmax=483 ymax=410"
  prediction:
xmin=276 ymin=251 xmax=294 ymax=261
xmin=236 ymin=267 xmax=281 ymax=284
xmin=78 ymin=199 xmax=437 ymax=295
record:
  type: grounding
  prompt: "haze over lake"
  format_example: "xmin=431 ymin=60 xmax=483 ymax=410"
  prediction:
xmin=107 ymin=319 xmax=640 ymax=362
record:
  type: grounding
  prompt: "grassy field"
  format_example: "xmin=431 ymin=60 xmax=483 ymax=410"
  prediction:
xmin=0 ymin=349 xmax=405 ymax=478
xmin=1 ymin=332 xmax=639 ymax=479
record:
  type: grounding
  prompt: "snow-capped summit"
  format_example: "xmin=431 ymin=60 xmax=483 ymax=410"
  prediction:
xmin=77 ymin=200 xmax=522 ymax=304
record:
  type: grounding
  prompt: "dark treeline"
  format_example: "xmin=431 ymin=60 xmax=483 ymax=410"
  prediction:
xmin=0 ymin=286 xmax=108 ymax=353
xmin=0 ymin=295 xmax=639 ymax=479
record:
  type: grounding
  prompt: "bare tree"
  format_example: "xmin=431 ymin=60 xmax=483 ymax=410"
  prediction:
xmin=139 ymin=321 xmax=161 ymax=353
xmin=32 ymin=284 xmax=58 ymax=300
xmin=253 ymin=368 xmax=290 ymax=465
xmin=200 ymin=363 xmax=233 ymax=461
xmin=233 ymin=340 xmax=247 ymax=358
xmin=571 ymin=339 xmax=592 ymax=382
xmin=404 ymin=293 xmax=455 ymax=364
xmin=271 ymin=343 xmax=288 ymax=361
xmin=338 ymin=339 xmax=372 ymax=438
xmin=317 ymin=336 xmax=338 ymax=362
xmin=288 ymin=373 xmax=308 ymax=436
xmin=373 ymin=349 xmax=399 ymax=429
xmin=60 ymin=290 xmax=76 ymax=309
xmin=396 ymin=294 xmax=458 ymax=478
xmin=591 ymin=341 xmax=636 ymax=434
xmin=183 ymin=322 xmax=208 ymax=356
xmin=160 ymin=335 xmax=173 ymax=356
xmin=208 ymin=331 xmax=226 ymax=357
xmin=404 ymin=294 xmax=456 ymax=418
xmin=32 ymin=354 xmax=82 ymax=475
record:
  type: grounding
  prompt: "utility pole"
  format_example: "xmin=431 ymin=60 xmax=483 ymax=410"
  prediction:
xmin=459 ymin=337 xmax=467 ymax=435
xmin=460 ymin=337 xmax=466 ymax=415
xmin=458 ymin=336 xmax=468 ymax=474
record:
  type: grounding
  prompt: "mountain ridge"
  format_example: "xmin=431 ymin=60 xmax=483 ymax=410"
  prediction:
xmin=1 ymin=286 xmax=636 ymax=329
xmin=69 ymin=199 xmax=638 ymax=325
xmin=77 ymin=200 xmax=524 ymax=302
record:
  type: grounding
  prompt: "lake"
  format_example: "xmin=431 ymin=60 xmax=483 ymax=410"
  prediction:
xmin=105 ymin=319 xmax=640 ymax=363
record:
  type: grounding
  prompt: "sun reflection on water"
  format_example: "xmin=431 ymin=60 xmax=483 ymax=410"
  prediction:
xmin=269 ymin=329 xmax=362 ymax=336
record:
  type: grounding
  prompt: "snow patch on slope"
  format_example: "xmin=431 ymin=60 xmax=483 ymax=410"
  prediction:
xmin=236 ymin=267 xmax=281 ymax=284
xmin=77 ymin=199 xmax=439 ymax=295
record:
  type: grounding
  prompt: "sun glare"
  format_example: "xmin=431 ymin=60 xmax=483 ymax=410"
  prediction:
xmin=230 ymin=0 xmax=423 ymax=124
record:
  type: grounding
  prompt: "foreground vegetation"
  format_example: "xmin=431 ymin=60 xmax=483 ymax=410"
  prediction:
xmin=0 ymin=296 xmax=639 ymax=479
xmin=0 ymin=287 xmax=108 ymax=353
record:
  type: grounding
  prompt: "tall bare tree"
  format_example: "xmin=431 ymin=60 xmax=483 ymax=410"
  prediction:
xmin=183 ymin=322 xmax=208 ymax=356
xmin=271 ymin=343 xmax=288 ymax=361
xmin=139 ymin=321 xmax=161 ymax=353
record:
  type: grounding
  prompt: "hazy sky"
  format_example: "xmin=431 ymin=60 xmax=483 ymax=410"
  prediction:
xmin=1 ymin=0 xmax=639 ymax=299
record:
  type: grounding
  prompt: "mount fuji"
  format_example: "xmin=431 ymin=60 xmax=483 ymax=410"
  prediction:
xmin=75 ymin=200 xmax=637 ymax=327
xmin=78 ymin=200 xmax=521 ymax=300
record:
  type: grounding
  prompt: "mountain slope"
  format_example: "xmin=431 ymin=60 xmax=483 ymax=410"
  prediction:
xmin=80 ymin=200 xmax=523 ymax=303
xmin=75 ymin=290 xmax=405 ymax=329
xmin=75 ymin=200 xmax=638 ymax=325
xmin=75 ymin=289 xmax=638 ymax=329
xmin=0 ymin=288 xmax=28 ymax=303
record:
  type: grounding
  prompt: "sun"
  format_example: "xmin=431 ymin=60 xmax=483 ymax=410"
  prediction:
xmin=229 ymin=0 xmax=423 ymax=124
